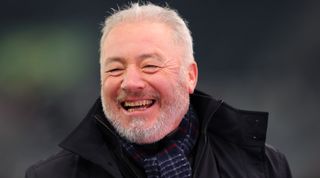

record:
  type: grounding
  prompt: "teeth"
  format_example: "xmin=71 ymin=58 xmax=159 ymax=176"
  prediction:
xmin=124 ymin=100 xmax=152 ymax=107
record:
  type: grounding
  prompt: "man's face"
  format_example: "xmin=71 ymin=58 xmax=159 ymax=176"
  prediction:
xmin=100 ymin=21 xmax=197 ymax=144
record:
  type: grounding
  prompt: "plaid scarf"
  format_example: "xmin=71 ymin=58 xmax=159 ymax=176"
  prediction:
xmin=120 ymin=105 xmax=199 ymax=178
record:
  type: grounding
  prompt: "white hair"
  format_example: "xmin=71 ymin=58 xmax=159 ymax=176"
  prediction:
xmin=99 ymin=2 xmax=194 ymax=65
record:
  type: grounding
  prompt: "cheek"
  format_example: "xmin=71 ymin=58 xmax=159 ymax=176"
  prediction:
xmin=101 ymin=78 xmax=119 ymax=98
xmin=148 ymin=77 xmax=179 ymax=96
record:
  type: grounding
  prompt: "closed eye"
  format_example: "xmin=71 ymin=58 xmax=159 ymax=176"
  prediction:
xmin=142 ymin=65 xmax=161 ymax=73
xmin=107 ymin=68 xmax=122 ymax=72
xmin=106 ymin=68 xmax=124 ymax=76
xmin=144 ymin=65 xmax=159 ymax=68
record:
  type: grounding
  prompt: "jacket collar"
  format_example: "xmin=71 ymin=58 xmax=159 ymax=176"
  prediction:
xmin=191 ymin=90 xmax=268 ymax=147
xmin=59 ymin=99 xmax=123 ymax=178
xmin=59 ymin=90 xmax=268 ymax=175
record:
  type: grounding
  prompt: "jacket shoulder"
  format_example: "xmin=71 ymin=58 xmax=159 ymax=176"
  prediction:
xmin=26 ymin=150 xmax=85 ymax=178
xmin=264 ymin=144 xmax=292 ymax=178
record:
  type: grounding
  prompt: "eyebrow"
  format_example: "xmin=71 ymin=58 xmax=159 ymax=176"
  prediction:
xmin=103 ymin=57 xmax=125 ymax=66
xmin=138 ymin=53 xmax=164 ymax=62
xmin=104 ymin=53 xmax=165 ymax=66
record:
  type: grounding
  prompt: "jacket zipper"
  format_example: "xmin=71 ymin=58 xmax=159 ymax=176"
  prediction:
xmin=192 ymin=133 xmax=208 ymax=178
xmin=192 ymin=100 xmax=223 ymax=178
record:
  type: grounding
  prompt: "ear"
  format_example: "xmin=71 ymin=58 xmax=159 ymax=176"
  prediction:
xmin=186 ymin=62 xmax=198 ymax=94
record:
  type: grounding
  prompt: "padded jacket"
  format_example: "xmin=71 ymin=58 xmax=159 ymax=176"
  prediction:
xmin=26 ymin=90 xmax=292 ymax=178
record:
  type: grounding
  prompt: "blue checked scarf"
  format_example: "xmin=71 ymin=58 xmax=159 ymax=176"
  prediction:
xmin=120 ymin=105 xmax=199 ymax=178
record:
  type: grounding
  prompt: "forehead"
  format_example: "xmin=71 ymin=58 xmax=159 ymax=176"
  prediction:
xmin=101 ymin=21 xmax=183 ymax=63
xmin=105 ymin=21 xmax=173 ymax=46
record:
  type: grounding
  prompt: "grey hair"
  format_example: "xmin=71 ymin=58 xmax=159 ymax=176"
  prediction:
xmin=99 ymin=2 xmax=194 ymax=65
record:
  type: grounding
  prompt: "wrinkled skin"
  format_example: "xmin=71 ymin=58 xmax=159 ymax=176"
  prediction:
xmin=100 ymin=21 xmax=198 ymax=144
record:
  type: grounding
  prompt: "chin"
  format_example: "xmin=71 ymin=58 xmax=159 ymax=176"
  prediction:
xmin=126 ymin=125 xmax=168 ymax=144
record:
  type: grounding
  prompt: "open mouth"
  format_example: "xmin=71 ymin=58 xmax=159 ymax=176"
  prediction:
xmin=121 ymin=99 xmax=155 ymax=112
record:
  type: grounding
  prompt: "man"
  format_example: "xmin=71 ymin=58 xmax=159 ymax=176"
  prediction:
xmin=26 ymin=3 xmax=292 ymax=178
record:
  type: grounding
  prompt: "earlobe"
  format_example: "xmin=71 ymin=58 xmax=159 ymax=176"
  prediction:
xmin=187 ymin=62 xmax=198 ymax=94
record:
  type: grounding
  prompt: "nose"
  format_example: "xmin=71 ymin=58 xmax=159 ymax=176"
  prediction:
xmin=120 ymin=66 xmax=146 ymax=91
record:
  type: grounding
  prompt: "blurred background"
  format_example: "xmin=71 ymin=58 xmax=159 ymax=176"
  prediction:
xmin=1 ymin=0 xmax=319 ymax=177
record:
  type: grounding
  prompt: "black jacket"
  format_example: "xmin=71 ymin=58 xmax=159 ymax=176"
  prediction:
xmin=26 ymin=90 xmax=292 ymax=178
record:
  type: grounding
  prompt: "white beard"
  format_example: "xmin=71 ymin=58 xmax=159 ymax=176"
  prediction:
xmin=101 ymin=78 xmax=190 ymax=144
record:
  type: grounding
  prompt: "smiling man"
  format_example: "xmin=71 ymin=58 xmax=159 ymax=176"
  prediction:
xmin=100 ymin=20 xmax=196 ymax=144
xmin=26 ymin=3 xmax=291 ymax=178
